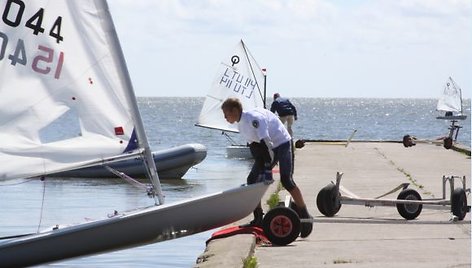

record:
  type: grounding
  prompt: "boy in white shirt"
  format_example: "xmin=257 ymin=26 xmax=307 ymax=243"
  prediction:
xmin=221 ymin=97 xmax=312 ymax=238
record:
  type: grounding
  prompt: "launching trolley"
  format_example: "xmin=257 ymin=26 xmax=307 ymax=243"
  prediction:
xmin=316 ymin=172 xmax=470 ymax=221
xmin=258 ymin=172 xmax=469 ymax=247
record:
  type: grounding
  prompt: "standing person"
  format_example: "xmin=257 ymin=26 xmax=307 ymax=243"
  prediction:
xmin=221 ymin=97 xmax=313 ymax=238
xmin=270 ymin=93 xmax=297 ymax=137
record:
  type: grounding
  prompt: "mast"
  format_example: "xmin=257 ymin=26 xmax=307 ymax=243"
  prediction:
xmin=98 ymin=0 xmax=164 ymax=204
xmin=241 ymin=40 xmax=265 ymax=109
xmin=263 ymin=68 xmax=267 ymax=108
xmin=451 ymin=77 xmax=465 ymax=115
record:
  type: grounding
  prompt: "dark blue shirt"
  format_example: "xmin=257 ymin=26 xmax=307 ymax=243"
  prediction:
xmin=270 ymin=97 xmax=297 ymax=118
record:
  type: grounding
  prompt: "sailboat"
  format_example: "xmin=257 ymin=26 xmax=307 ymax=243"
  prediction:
xmin=196 ymin=40 xmax=266 ymax=158
xmin=0 ymin=1 xmax=270 ymax=267
xmin=436 ymin=77 xmax=468 ymax=149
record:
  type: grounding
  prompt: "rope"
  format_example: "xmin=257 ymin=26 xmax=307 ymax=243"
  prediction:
xmin=0 ymin=178 xmax=37 ymax=186
xmin=190 ymin=166 xmax=250 ymax=173
xmin=104 ymin=166 xmax=151 ymax=193
xmin=36 ymin=177 xmax=47 ymax=233
xmin=221 ymin=131 xmax=239 ymax=145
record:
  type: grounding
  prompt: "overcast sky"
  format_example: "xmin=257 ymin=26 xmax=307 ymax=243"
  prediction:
xmin=108 ymin=0 xmax=471 ymax=99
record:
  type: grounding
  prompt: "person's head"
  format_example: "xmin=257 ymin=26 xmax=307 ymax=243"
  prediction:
xmin=273 ymin=93 xmax=280 ymax=100
xmin=221 ymin=98 xmax=242 ymax=124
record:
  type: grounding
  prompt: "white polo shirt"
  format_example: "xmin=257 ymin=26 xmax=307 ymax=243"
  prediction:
xmin=237 ymin=108 xmax=291 ymax=148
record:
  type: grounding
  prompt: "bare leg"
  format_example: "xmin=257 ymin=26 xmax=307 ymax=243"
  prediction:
xmin=279 ymin=116 xmax=293 ymax=137
xmin=289 ymin=185 xmax=313 ymax=238
xmin=285 ymin=116 xmax=294 ymax=137
xmin=288 ymin=186 xmax=306 ymax=208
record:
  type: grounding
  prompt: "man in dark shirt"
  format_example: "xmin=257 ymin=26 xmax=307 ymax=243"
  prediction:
xmin=270 ymin=93 xmax=297 ymax=137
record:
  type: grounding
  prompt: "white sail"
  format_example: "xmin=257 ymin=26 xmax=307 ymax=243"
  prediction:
xmin=196 ymin=40 xmax=265 ymax=133
xmin=0 ymin=1 xmax=154 ymax=184
xmin=437 ymin=77 xmax=464 ymax=114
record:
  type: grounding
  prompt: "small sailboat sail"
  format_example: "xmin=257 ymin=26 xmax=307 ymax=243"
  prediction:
xmin=0 ymin=1 xmax=270 ymax=266
xmin=436 ymin=77 xmax=467 ymax=120
xmin=196 ymin=40 xmax=266 ymax=158
xmin=196 ymin=40 xmax=266 ymax=133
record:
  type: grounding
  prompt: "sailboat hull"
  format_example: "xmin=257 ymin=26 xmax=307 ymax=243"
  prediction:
xmin=226 ymin=145 xmax=253 ymax=159
xmin=48 ymin=144 xmax=207 ymax=179
xmin=436 ymin=115 xmax=467 ymax=120
xmin=0 ymin=181 xmax=270 ymax=267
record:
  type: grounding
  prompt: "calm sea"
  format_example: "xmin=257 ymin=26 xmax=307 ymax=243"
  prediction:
xmin=1 ymin=97 xmax=470 ymax=267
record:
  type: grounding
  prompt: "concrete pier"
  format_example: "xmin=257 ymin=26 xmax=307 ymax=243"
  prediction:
xmin=196 ymin=141 xmax=471 ymax=267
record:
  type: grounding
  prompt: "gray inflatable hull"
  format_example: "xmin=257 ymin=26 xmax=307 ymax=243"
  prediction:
xmin=49 ymin=143 xmax=207 ymax=179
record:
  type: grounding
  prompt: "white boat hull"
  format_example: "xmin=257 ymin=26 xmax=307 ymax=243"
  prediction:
xmin=436 ymin=115 xmax=467 ymax=120
xmin=49 ymin=144 xmax=207 ymax=179
xmin=226 ymin=145 xmax=253 ymax=159
xmin=0 ymin=181 xmax=270 ymax=267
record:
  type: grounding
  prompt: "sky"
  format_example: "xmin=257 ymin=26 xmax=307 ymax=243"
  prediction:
xmin=108 ymin=0 xmax=471 ymax=99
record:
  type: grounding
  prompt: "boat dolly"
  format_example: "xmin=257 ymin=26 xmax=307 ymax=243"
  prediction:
xmin=316 ymin=172 xmax=470 ymax=221
xmin=259 ymin=172 xmax=470 ymax=246
xmin=260 ymin=195 xmax=310 ymax=246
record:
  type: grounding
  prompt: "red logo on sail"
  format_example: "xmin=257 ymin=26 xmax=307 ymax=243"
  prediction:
xmin=114 ymin=126 xmax=124 ymax=135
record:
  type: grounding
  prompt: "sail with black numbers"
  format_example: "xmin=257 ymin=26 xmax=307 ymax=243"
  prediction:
xmin=196 ymin=40 xmax=266 ymax=133
xmin=0 ymin=0 xmax=159 ymax=184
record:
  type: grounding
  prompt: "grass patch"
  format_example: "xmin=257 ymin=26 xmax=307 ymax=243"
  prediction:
xmin=266 ymin=192 xmax=280 ymax=210
xmin=276 ymin=181 xmax=283 ymax=192
xmin=375 ymin=147 xmax=433 ymax=197
xmin=243 ymin=256 xmax=258 ymax=268
xmin=333 ymin=258 xmax=353 ymax=264
xmin=266 ymin=181 xmax=284 ymax=209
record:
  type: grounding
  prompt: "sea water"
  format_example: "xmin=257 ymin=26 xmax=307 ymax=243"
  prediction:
xmin=0 ymin=97 xmax=470 ymax=267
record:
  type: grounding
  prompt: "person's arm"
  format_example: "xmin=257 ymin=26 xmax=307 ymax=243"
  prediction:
xmin=255 ymin=139 xmax=273 ymax=166
xmin=270 ymin=101 xmax=277 ymax=113
xmin=249 ymin=139 xmax=274 ymax=182
xmin=253 ymin=117 xmax=274 ymax=166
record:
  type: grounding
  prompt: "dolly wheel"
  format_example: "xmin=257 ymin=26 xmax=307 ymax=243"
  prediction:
xmin=396 ymin=189 xmax=422 ymax=220
xmin=262 ymin=207 xmax=300 ymax=246
xmin=451 ymin=188 xmax=468 ymax=221
xmin=443 ymin=137 xmax=453 ymax=149
xmin=316 ymin=184 xmax=341 ymax=217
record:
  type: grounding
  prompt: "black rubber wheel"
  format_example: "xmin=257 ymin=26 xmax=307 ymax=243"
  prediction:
xmin=316 ymin=184 xmax=341 ymax=217
xmin=396 ymin=189 xmax=422 ymax=220
xmin=402 ymin=135 xmax=415 ymax=147
xmin=295 ymin=139 xmax=305 ymax=149
xmin=289 ymin=200 xmax=313 ymax=238
xmin=443 ymin=137 xmax=453 ymax=149
xmin=262 ymin=206 xmax=300 ymax=246
xmin=316 ymin=189 xmax=327 ymax=216
xmin=451 ymin=188 xmax=468 ymax=221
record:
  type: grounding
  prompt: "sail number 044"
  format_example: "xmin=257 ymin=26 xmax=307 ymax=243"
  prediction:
xmin=1 ymin=0 xmax=64 ymax=79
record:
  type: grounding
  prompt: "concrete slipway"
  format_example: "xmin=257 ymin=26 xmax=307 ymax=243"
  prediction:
xmin=196 ymin=141 xmax=471 ymax=268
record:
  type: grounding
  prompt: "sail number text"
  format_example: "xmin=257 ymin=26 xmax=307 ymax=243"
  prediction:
xmin=0 ymin=0 xmax=64 ymax=79
xmin=219 ymin=67 xmax=256 ymax=99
